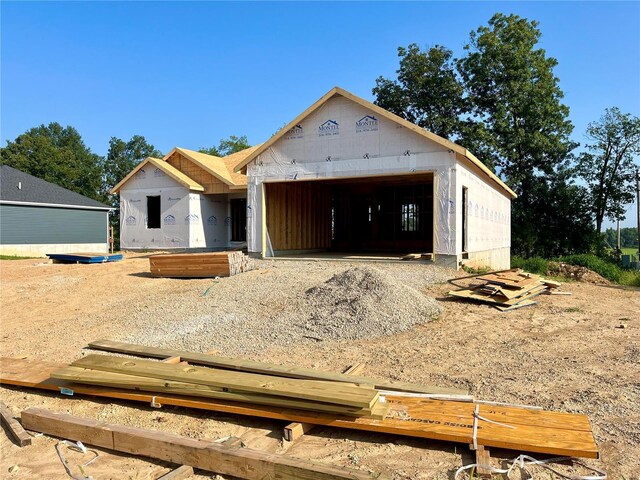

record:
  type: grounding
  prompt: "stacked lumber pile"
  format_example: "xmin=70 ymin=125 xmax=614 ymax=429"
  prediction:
xmin=51 ymin=354 xmax=390 ymax=419
xmin=149 ymin=251 xmax=249 ymax=278
xmin=448 ymin=269 xmax=562 ymax=311
xmin=0 ymin=341 xmax=600 ymax=459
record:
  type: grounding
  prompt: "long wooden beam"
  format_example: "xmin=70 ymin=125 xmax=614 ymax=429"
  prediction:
xmin=21 ymin=408 xmax=387 ymax=480
xmin=51 ymin=366 xmax=387 ymax=418
xmin=71 ymin=355 xmax=378 ymax=409
xmin=87 ymin=339 xmax=466 ymax=396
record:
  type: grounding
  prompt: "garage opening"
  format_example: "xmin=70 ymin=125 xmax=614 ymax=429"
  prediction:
xmin=265 ymin=173 xmax=434 ymax=255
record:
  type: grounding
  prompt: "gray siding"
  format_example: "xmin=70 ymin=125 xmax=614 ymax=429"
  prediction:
xmin=0 ymin=204 xmax=108 ymax=244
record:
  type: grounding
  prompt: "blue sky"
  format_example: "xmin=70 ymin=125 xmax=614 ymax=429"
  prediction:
xmin=2 ymin=1 xmax=639 ymax=226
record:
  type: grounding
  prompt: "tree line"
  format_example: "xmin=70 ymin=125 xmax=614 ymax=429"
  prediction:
xmin=374 ymin=13 xmax=640 ymax=257
xmin=0 ymin=124 xmax=249 ymax=241
xmin=1 ymin=13 xmax=638 ymax=258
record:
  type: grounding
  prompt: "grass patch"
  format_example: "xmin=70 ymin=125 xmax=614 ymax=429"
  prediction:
xmin=0 ymin=254 xmax=38 ymax=260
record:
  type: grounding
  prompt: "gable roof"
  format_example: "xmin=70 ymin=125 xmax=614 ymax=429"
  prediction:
xmin=233 ymin=86 xmax=517 ymax=199
xmin=163 ymin=146 xmax=257 ymax=189
xmin=165 ymin=148 xmax=235 ymax=186
xmin=221 ymin=144 xmax=263 ymax=187
xmin=0 ymin=165 xmax=110 ymax=209
xmin=110 ymin=157 xmax=204 ymax=194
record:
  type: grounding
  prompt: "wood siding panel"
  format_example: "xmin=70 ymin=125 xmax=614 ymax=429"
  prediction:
xmin=265 ymin=183 xmax=331 ymax=251
xmin=166 ymin=153 xmax=231 ymax=194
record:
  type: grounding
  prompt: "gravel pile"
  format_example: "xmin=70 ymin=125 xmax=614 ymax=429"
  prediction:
xmin=295 ymin=266 xmax=442 ymax=341
xmin=122 ymin=260 xmax=451 ymax=356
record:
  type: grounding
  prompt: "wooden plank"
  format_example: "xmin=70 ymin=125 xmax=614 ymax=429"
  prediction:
xmin=0 ymin=358 xmax=599 ymax=458
xmin=51 ymin=367 xmax=385 ymax=418
xmin=87 ymin=340 xmax=466 ymax=396
xmin=284 ymin=364 xmax=368 ymax=442
xmin=474 ymin=445 xmax=492 ymax=479
xmin=21 ymin=408 xmax=387 ymax=480
xmin=156 ymin=465 xmax=194 ymax=480
xmin=0 ymin=400 xmax=31 ymax=447
xmin=71 ymin=355 xmax=379 ymax=409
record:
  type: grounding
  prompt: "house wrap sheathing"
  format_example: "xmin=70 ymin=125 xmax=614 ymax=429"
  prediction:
xmin=112 ymin=149 xmax=252 ymax=250
xmin=235 ymin=87 xmax=515 ymax=269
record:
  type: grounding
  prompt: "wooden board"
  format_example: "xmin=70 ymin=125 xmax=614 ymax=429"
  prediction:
xmin=71 ymin=355 xmax=379 ymax=409
xmin=0 ymin=400 xmax=31 ymax=446
xmin=52 ymin=366 xmax=388 ymax=419
xmin=0 ymin=358 xmax=599 ymax=458
xmin=21 ymin=408 xmax=385 ymax=480
xmin=87 ymin=339 xmax=466 ymax=396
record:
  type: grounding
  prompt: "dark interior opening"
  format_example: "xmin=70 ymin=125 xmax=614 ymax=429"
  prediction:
xmin=265 ymin=174 xmax=434 ymax=254
xmin=146 ymin=196 xmax=161 ymax=229
xmin=230 ymin=198 xmax=247 ymax=242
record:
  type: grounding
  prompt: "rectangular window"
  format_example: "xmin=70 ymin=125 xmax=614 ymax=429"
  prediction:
xmin=401 ymin=203 xmax=419 ymax=232
xmin=230 ymin=198 xmax=247 ymax=242
xmin=146 ymin=196 xmax=161 ymax=229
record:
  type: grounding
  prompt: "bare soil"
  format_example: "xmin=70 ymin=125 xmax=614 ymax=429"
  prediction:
xmin=0 ymin=254 xmax=638 ymax=479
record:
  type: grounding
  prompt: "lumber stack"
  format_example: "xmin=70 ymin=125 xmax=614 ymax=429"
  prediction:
xmin=149 ymin=251 xmax=249 ymax=278
xmin=0 ymin=355 xmax=600 ymax=459
xmin=50 ymin=354 xmax=390 ymax=419
xmin=448 ymin=269 xmax=562 ymax=311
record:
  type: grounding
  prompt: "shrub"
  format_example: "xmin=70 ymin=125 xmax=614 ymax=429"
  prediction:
xmin=512 ymin=254 xmax=640 ymax=287
xmin=511 ymin=256 xmax=549 ymax=275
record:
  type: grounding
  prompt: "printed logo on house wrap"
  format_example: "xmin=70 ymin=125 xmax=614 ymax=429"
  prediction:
xmin=167 ymin=197 xmax=181 ymax=202
xmin=285 ymin=124 xmax=303 ymax=140
xmin=224 ymin=217 xmax=232 ymax=227
xmin=185 ymin=214 xmax=200 ymax=225
xmin=164 ymin=214 xmax=176 ymax=225
xmin=207 ymin=215 xmax=217 ymax=226
xmin=125 ymin=215 xmax=136 ymax=225
xmin=136 ymin=169 xmax=146 ymax=179
xmin=154 ymin=168 xmax=165 ymax=177
xmin=318 ymin=120 xmax=339 ymax=137
xmin=356 ymin=115 xmax=378 ymax=132
xmin=130 ymin=199 xmax=141 ymax=203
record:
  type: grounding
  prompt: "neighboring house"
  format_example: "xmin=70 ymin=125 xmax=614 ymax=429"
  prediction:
xmin=234 ymin=87 xmax=516 ymax=270
xmin=0 ymin=165 xmax=111 ymax=257
xmin=110 ymin=147 xmax=257 ymax=250
xmin=114 ymin=86 xmax=515 ymax=270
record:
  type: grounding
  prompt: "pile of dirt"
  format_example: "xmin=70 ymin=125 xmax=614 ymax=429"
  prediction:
xmin=546 ymin=262 xmax=610 ymax=284
xmin=295 ymin=266 xmax=442 ymax=341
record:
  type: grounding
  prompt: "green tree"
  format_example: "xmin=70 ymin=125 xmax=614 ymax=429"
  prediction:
xmin=576 ymin=107 xmax=640 ymax=233
xmin=457 ymin=13 xmax=580 ymax=256
xmin=373 ymin=44 xmax=466 ymax=139
xmin=103 ymin=135 xmax=162 ymax=197
xmin=0 ymin=122 xmax=103 ymax=201
xmin=512 ymin=170 xmax=596 ymax=257
xmin=199 ymin=135 xmax=250 ymax=157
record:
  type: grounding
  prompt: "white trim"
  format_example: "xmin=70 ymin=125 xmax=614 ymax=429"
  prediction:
xmin=0 ymin=200 xmax=111 ymax=211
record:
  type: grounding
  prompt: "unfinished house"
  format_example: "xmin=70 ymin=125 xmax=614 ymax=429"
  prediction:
xmin=234 ymin=87 xmax=516 ymax=269
xmin=111 ymin=147 xmax=257 ymax=250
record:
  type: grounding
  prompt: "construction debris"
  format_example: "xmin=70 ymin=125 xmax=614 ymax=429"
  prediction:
xmin=149 ymin=251 xmax=249 ymax=278
xmin=0 ymin=400 xmax=31 ymax=447
xmin=448 ymin=269 xmax=564 ymax=311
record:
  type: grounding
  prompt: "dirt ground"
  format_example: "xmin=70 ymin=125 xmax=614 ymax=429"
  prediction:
xmin=0 ymin=254 xmax=638 ymax=479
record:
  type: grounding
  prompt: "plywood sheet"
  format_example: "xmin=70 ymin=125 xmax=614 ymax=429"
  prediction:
xmin=0 ymin=358 xmax=598 ymax=458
